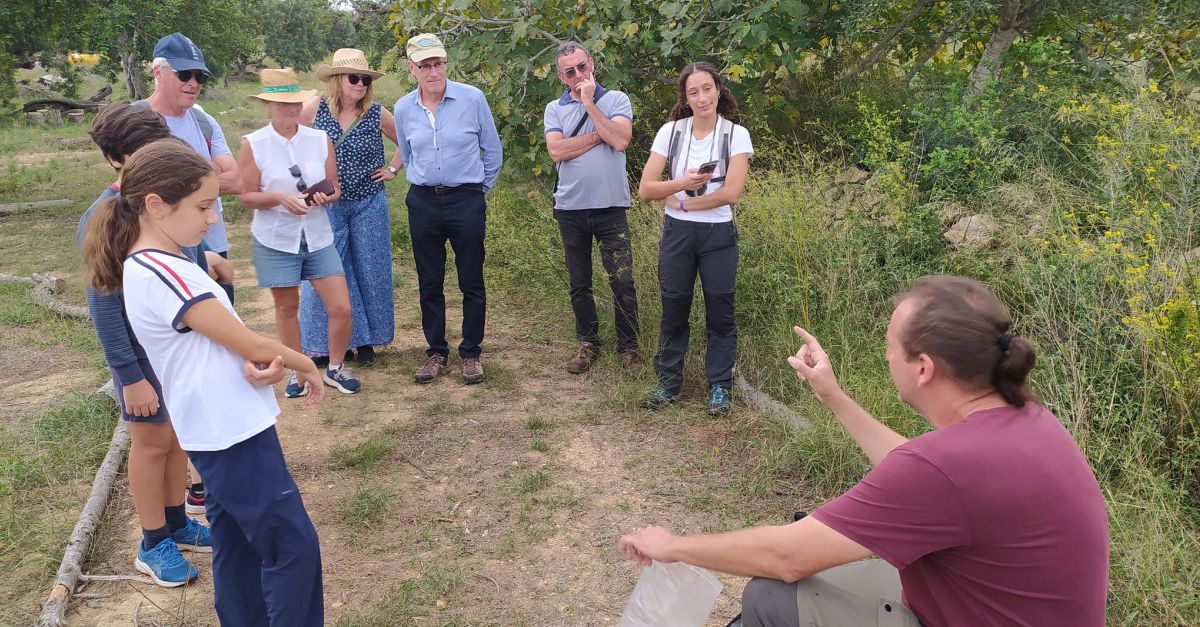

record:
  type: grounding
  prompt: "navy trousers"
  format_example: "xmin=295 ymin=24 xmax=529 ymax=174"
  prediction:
xmin=654 ymin=216 xmax=739 ymax=394
xmin=188 ymin=426 xmax=323 ymax=627
xmin=406 ymin=185 xmax=487 ymax=359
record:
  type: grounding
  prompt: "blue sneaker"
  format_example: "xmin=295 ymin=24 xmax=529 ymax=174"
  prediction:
xmin=642 ymin=388 xmax=678 ymax=410
xmin=707 ymin=385 xmax=732 ymax=416
xmin=170 ymin=518 xmax=213 ymax=553
xmin=134 ymin=538 xmax=199 ymax=588
xmin=324 ymin=366 xmax=361 ymax=394
xmin=285 ymin=371 xmax=308 ymax=398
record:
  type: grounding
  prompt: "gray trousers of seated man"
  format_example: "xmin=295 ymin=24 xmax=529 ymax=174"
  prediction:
xmin=741 ymin=560 xmax=922 ymax=627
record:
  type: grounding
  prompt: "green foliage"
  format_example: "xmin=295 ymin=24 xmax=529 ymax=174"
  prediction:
xmin=254 ymin=0 xmax=350 ymax=71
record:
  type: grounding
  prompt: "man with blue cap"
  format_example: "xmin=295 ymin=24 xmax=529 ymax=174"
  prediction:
xmin=141 ymin=33 xmax=241 ymax=259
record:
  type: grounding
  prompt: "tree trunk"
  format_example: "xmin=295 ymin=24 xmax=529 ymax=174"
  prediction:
xmin=121 ymin=51 xmax=146 ymax=100
xmin=965 ymin=0 xmax=1048 ymax=96
xmin=839 ymin=0 xmax=937 ymax=82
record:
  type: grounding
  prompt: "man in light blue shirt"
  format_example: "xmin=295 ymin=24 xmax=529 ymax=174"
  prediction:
xmin=393 ymin=33 xmax=503 ymax=385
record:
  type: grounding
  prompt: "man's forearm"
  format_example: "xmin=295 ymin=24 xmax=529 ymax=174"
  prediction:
xmin=824 ymin=390 xmax=908 ymax=465
xmin=667 ymin=525 xmax=799 ymax=581
xmin=217 ymin=167 xmax=242 ymax=195
xmin=549 ymin=132 xmax=601 ymax=162
xmin=585 ymin=103 xmax=630 ymax=150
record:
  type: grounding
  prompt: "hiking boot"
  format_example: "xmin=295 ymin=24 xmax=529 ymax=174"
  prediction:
xmin=355 ymin=345 xmax=376 ymax=366
xmin=134 ymin=538 xmax=199 ymax=588
xmin=170 ymin=518 xmax=213 ymax=553
xmin=619 ymin=350 xmax=643 ymax=371
xmin=642 ymin=388 xmax=678 ymax=410
xmin=414 ymin=354 xmax=447 ymax=384
xmin=324 ymin=366 xmax=362 ymax=394
xmin=707 ymin=385 xmax=732 ymax=416
xmin=462 ymin=357 xmax=485 ymax=385
xmin=184 ymin=489 xmax=205 ymax=516
xmin=565 ymin=342 xmax=600 ymax=374
xmin=284 ymin=371 xmax=308 ymax=398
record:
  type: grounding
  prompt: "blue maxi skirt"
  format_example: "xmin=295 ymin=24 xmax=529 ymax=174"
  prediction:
xmin=300 ymin=190 xmax=395 ymax=355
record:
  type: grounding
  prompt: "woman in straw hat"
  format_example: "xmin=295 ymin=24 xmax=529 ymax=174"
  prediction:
xmin=237 ymin=67 xmax=363 ymax=398
xmin=298 ymin=48 xmax=403 ymax=368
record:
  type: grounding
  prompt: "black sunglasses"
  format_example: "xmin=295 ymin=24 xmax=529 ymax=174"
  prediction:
xmin=559 ymin=60 xmax=589 ymax=78
xmin=175 ymin=69 xmax=209 ymax=84
xmin=288 ymin=164 xmax=307 ymax=192
xmin=346 ymin=74 xmax=373 ymax=86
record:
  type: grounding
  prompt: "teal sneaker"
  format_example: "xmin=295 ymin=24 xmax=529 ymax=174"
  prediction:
xmin=170 ymin=518 xmax=213 ymax=553
xmin=134 ymin=538 xmax=199 ymax=588
xmin=642 ymin=388 xmax=678 ymax=410
xmin=707 ymin=385 xmax=732 ymax=416
xmin=285 ymin=371 xmax=308 ymax=398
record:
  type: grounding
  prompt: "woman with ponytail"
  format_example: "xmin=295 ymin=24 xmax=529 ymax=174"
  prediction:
xmin=84 ymin=139 xmax=327 ymax=626
xmin=637 ymin=62 xmax=753 ymax=417
xmin=621 ymin=276 xmax=1109 ymax=627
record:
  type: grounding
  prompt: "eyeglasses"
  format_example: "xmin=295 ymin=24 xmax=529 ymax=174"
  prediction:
xmin=558 ymin=60 xmax=589 ymax=79
xmin=415 ymin=61 xmax=447 ymax=73
xmin=288 ymin=164 xmax=307 ymax=192
xmin=346 ymin=74 xmax=373 ymax=86
xmin=174 ymin=69 xmax=209 ymax=85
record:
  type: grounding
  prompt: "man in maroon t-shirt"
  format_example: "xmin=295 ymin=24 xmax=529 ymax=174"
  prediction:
xmin=619 ymin=276 xmax=1109 ymax=626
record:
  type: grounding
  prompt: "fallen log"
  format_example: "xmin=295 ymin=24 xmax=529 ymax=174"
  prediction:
xmin=0 ymin=199 xmax=74 ymax=215
xmin=734 ymin=372 xmax=810 ymax=431
xmin=22 ymin=98 xmax=104 ymax=113
xmin=36 ymin=416 xmax=128 ymax=626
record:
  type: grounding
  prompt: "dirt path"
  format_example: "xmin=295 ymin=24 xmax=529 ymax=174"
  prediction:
xmin=64 ymin=228 xmax=781 ymax=626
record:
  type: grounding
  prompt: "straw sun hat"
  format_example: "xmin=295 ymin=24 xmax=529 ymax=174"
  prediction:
xmin=315 ymin=48 xmax=385 ymax=82
xmin=249 ymin=67 xmax=317 ymax=103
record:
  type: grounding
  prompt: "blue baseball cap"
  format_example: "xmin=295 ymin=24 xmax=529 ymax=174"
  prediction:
xmin=153 ymin=33 xmax=210 ymax=74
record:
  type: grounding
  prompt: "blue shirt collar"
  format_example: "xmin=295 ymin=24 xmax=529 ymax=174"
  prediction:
xmin=558 ymin=83 xmax=608 ymax=106
xmin=413 ymin=80 xmax=460 ymax=108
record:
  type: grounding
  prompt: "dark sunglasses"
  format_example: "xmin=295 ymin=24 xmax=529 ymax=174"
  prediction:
xmin=288 ymin=164 xmax=307 ymax=192
xmin=346 ymin=74 xmax=373 ymax=86
xmin=559 ymin=60 xmax=589 ymax=78
xmin=174 ymin=69 xmax=209 ymax=84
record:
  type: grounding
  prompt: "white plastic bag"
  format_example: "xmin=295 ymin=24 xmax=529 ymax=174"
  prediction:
xmin=619 ymin=561 xmax=724 ymax=627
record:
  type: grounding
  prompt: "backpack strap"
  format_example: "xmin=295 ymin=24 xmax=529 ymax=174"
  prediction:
xmin=666 ymin=118 xmax=684 ymax=181
xmin=711 ymin=116 xmax=733 ymax=184
xmin=132 ymin=99 xmax=214 ymax=157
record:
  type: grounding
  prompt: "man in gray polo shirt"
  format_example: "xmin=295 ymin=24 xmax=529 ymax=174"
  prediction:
xmin=544 ymin=42 xmax=640 ymax=375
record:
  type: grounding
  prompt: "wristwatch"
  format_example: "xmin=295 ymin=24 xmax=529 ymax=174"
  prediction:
xmin=387 ymin=165 xmax=399 ymax=175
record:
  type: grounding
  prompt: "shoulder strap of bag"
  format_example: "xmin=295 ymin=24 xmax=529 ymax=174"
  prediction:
xmin=132 ymin=100 xmax=214 ymax=156
xmin=666 ymin=117 xmax=685 ymax=181
xmin=711 ymin=117 xmax=734 ymax=184
xmin=333 ymin=113 xmax=366 ymax=151
xmin=553 ymin=90 xmax=609 ymax=208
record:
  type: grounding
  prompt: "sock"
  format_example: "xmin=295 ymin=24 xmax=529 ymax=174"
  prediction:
xmin=165 ymin=504 xmax=187 ymax=532
xmin=142 ymin=525 xmax=171 ymax=551
xmin=221 ymin=283 xmax=235 ymax=305
xmin=189 ymin=481 xmax=205 ymax=497
xmin=328 ymin=362 xmax=342 ymax=372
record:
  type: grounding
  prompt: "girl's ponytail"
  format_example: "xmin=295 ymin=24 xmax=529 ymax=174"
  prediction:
xmin=83 ymin=192 xmax=140 ymax=292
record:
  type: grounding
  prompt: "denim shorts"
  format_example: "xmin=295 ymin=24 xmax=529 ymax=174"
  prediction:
xmin=252 ymin=235 xmax=344 ymax=288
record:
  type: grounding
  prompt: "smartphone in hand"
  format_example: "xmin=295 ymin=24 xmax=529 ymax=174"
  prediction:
xmin=697 ymin=160 xmax=719 ymax=174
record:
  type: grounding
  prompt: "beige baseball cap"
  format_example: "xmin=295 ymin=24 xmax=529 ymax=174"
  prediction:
xmin=406 ymin=33 xmax=447 ymax=63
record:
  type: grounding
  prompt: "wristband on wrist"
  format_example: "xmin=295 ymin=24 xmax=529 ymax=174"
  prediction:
xmin=680 ymin=196 xmax=687 ymax=212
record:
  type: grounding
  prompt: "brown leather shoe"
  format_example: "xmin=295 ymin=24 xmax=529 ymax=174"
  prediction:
xmin=414 ymin=353 xmax=447 ymax=384
xmin=619 ymin=350 xmax=643 ymax=371
xmin=565 ymin=342 xmax=601 ymax=375
xmin=462 ymin=357 xmax=484 ymax=384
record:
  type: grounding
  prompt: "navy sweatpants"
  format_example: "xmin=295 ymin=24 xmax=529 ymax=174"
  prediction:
xmin=187 ymin=426 xmax=323 ymax=627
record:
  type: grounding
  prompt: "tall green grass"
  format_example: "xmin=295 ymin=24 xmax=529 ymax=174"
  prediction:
xmin=473 ymin=88 xmax=1200 ymax=623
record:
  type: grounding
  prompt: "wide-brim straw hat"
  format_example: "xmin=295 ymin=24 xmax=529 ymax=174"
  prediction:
xmin=249 ymin=67 xmax=317 ymax=103
xmin=316 ymin=48 xmax=384 ymax=82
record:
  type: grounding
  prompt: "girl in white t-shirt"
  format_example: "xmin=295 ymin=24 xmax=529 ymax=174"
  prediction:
xmin=82 ymin=139 xmax=327 ymax=626
xmin=638 ymin=62 xmax=753 ymax=416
